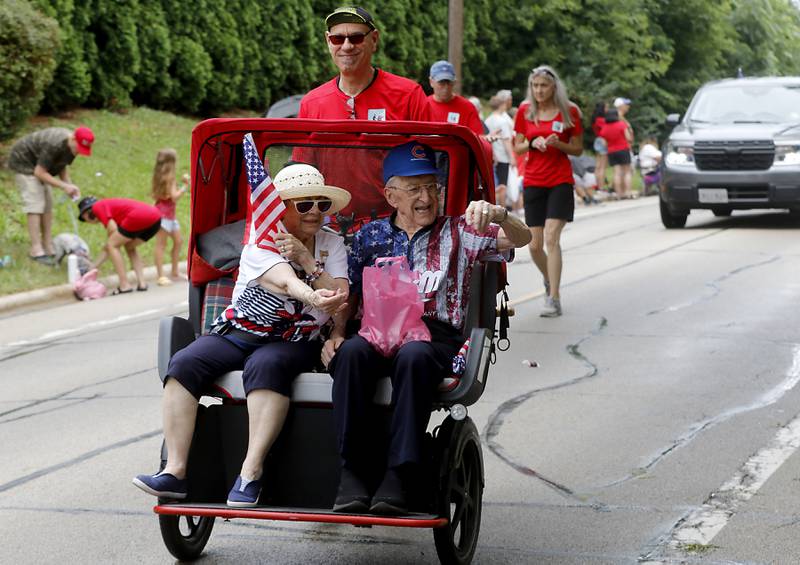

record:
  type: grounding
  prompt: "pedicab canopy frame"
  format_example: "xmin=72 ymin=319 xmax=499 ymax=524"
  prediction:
xmin=186 ymin=118 xmax=496 ymax=286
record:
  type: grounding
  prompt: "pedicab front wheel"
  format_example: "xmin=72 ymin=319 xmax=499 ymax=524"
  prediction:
xmin=433 ymin=416 xmax=484 ymax=565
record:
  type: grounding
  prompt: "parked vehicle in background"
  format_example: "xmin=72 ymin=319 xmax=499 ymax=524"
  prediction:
xmin=660 ymin=77 xmax=800 ymax=228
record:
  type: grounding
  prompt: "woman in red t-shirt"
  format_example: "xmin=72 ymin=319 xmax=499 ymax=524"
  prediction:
xmin=599 ymin=108 xmax=634 ymax=198
xmin=513 ymin=65 xmax=583 ymax=318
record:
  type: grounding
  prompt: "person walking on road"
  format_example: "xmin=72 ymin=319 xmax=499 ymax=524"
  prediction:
xmin=513 ymin=65 xmax=583 ymax=317
xmin=7 ymin=126 xmax=94 ymax=264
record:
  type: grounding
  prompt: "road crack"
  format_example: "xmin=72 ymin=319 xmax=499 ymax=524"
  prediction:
xmin=483 ymin=317 xmax=607 ymax=508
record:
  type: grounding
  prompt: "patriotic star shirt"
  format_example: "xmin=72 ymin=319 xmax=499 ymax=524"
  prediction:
xmin=214 ymin=229 xmax=348 ymax=341
xmin=349 ymin=215 xmax=505 ymax=331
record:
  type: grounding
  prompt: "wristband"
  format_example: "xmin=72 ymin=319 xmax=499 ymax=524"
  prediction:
xmin=304 ymin=261 xmax=324 ymax=285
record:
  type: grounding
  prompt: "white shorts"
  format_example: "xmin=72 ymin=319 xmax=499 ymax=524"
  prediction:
xmin=160 ymin=218 xmax=180 ymax=233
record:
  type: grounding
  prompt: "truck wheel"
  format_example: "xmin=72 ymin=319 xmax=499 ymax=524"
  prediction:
xmin=660 ymin=198 xmax=688 ymax=229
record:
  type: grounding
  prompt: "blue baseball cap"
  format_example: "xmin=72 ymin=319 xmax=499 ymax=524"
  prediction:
xmin=383 ymin=142 xmax=438 ymax=184
xmin=430 ymin=60 xmax=456 ymax=82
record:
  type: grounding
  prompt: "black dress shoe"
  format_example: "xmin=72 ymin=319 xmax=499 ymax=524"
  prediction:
xmin=333 ymin=468 xmax=370 ymax=513
xmin=369 ymin=468 xmax=408 ymax=515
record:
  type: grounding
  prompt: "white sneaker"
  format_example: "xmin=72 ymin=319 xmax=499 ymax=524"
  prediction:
xmin=540 ymin=297 xmax=562 ymax=318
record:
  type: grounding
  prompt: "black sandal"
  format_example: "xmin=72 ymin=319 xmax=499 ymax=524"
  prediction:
xmin=29 ymin=254 xmax=55 ymax=266
xmin=111 ymin=287 xmax=133 ymax=295
xmin=137 ymin=284 xmax=148 ymax=292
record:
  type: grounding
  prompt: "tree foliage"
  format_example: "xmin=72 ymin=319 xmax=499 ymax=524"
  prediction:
xmin=6 ymin=0 xmax=800 ymax=142
xmin=0 ymin=0 xmax=60 ymax=139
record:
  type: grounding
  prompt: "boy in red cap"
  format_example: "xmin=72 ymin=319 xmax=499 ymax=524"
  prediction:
xmin=7 ymin=126 xmax=94 ymax=264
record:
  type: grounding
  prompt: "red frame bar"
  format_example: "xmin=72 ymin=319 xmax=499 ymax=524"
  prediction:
xmin=154 ymin=505 xmax=448 ymax=529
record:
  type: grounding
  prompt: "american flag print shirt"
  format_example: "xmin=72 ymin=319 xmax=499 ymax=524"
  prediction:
xmin=349 ymin=215 xmax=503 ymax=331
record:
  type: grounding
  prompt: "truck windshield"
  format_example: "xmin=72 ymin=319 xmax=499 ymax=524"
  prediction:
xmin=689 ymin=84 xmax=800 ymax=124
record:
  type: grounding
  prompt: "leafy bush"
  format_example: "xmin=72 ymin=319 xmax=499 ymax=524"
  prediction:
xmin=0 ymin=0 xmax=59 ymax=139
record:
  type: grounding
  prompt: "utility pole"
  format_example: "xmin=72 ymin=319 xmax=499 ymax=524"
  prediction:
xmin=448 ymin=0 xmax=464 ymax=94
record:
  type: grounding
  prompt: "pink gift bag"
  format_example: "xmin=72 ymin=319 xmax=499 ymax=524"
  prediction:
xmin=358 ymin=256 xmax=431 ymax=356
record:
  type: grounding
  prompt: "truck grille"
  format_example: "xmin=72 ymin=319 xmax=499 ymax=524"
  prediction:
xmin=694 ymin=140 xmax=775 ymax=171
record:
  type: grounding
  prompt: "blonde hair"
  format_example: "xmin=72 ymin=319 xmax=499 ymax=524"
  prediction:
xmin=525 ymin=65 xmax=575 ymax=128
xmin=152 ymin=148 xmax=177 ymax=200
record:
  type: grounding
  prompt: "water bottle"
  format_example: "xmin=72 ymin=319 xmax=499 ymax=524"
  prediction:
xmin=67 ymin=254 xmax=80 ymax=284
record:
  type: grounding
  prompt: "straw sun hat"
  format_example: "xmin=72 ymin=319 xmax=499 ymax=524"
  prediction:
xmin=273 ymin=164 xmax=351 ymax=214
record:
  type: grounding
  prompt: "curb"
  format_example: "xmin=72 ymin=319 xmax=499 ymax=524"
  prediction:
xmin=0 ymin=263 xmax=185 ymax=314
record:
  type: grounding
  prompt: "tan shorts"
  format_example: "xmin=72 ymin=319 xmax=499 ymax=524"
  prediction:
xmin=15 ymin=174 xmax=53 ymax=214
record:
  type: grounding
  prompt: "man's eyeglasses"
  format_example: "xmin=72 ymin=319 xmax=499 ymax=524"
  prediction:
xmin=327 ymin=30 xmax=374 ymax=45
xmin=386 ymin=182 xmax=441 ymax=198
xmin=293 ymin=199 xmax=333 ymax=214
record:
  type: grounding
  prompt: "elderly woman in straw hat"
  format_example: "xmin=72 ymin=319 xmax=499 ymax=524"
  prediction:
xmin=133 ymin=164 xmax=351 ymax=507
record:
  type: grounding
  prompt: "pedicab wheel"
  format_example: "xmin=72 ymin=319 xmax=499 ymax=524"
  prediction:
xmin=156 ymin=440 xmax=214 ymax=561
xmin=433 ymin=417 xmax=484 ymax=565
xmin=158 ymin=512 xmax=215 ymax=561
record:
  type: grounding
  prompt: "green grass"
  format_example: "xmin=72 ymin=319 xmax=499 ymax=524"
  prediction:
xmin=0 ymin=107 xmax=198 ymax=296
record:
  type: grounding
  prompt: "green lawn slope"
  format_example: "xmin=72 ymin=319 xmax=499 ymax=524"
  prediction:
xmin=0 ymin=108 xmax=197 ymax=296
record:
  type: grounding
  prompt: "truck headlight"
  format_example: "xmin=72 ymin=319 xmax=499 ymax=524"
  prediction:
xmin=773 ymin=144 xmax=800 ymax=166
xmin=665 ymin=143 xmax=695 ymax=166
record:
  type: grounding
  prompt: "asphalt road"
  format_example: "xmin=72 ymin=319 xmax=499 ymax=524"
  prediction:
xmin=2 ymin=198 xmax=800 ymax=564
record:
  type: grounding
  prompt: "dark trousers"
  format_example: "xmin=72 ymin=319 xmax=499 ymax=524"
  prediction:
xmin=168 ymin=334 xmax=321 ymax=398
xmin=329 ymin=335 xmax=458 ymax=469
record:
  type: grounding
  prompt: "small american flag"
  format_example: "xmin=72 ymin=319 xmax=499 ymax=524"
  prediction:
xmin=242 ymin=133 xmax=286 ymax=253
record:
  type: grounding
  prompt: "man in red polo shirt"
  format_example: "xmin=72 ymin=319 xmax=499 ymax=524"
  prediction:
xmin=426 ymin=60 xmax=484 ymax=135
xmin=77 ymin=196 xmax=162 ymax=294
xmin=295 ymin=6 xmax=431 ymax=223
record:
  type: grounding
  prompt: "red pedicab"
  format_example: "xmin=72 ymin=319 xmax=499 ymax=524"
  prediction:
xmin=152 ymin=118 xmax=509 ymax=565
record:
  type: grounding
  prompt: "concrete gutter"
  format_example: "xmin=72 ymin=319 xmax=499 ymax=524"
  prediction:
xmin=0 ymin=263 xmax=185 ymax=314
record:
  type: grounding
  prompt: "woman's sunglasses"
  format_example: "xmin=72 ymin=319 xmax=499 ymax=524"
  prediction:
xmin=327 ymin=30 xmax=374 ymax=46
xmin=293 ymin=199 xmax=333 ymax=214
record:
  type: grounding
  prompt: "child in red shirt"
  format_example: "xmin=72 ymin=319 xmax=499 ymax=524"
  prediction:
xmin=151 ymin=148 xmax=188 ymax=286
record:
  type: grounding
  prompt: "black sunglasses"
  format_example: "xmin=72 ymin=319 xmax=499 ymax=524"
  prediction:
xmin=328 ymin=30 xmax=374 ymax=45
xmin=294 ymin=199 xmax=333 ymax=214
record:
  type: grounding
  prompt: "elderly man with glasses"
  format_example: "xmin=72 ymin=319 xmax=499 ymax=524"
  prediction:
xmin=324 ymin=142 xmax=531 ymax=515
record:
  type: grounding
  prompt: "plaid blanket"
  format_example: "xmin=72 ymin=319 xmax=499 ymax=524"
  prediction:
xmin=200 ymin=277 xmax=236 ymax=334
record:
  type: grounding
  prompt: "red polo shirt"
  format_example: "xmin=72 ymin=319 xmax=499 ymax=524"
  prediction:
xmin=294 ymin=69 xmax=431 ymax=225
xmin=297 ymin=68 xmax=430 ymax=121
xmin=427 ymin=95 xmax=484 ymax=135
xmin=514 ymin=102 xmax=583 ymax=188
xmin=91 ymin=198 xmax=161 ymax=232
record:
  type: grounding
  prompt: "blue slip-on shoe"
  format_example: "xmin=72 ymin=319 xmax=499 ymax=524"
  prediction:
xmin=226 ymin=475 xmax=262 ymax=507
xmin=132 ymin=472 xmax=188 ymax=499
